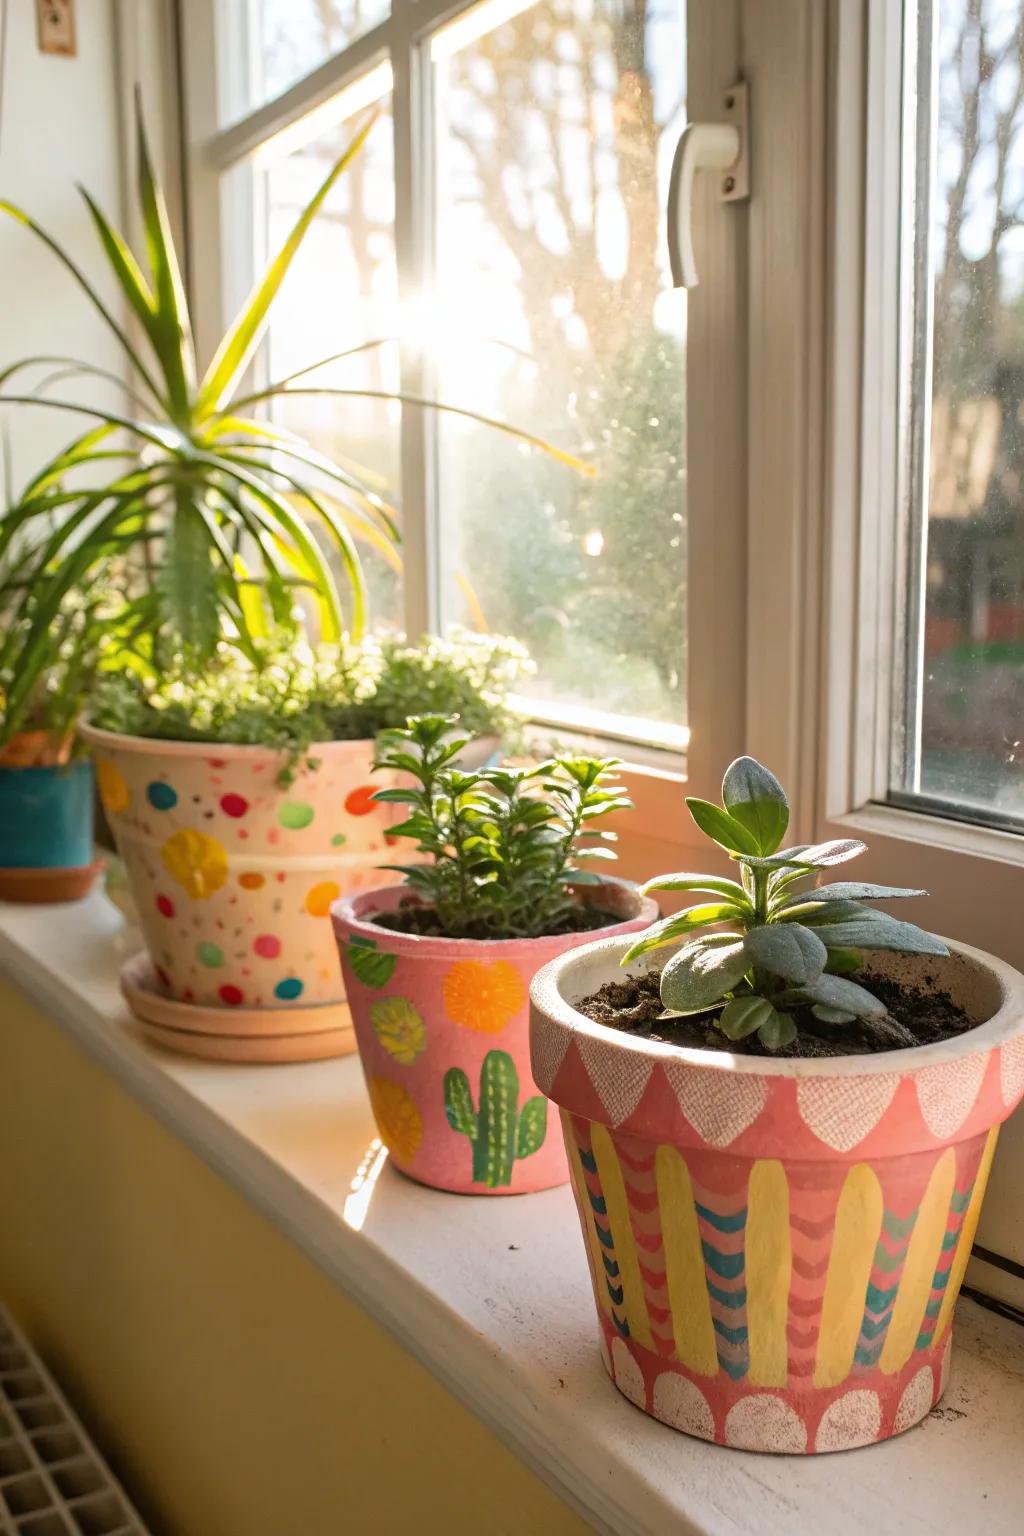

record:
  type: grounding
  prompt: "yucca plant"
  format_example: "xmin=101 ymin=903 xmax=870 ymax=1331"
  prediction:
xmin=623 ymin=756 xmax=947 ymax=1051
xmin=0 ymin=98 xmax=582 ymax=740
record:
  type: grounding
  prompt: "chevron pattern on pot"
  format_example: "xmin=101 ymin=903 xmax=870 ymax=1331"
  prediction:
xmin=561 ymin=1116 xmax=998 ymax=1450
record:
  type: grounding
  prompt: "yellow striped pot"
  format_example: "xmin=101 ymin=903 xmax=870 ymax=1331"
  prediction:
xmin=529 ymin=935 xmax=1024 ymax=1453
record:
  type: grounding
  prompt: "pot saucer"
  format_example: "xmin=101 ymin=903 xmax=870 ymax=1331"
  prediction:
xmin=0 ymin=861 xmax=103 ymax=905
xmin=121 ymin=952 xmax=355 ymax=1063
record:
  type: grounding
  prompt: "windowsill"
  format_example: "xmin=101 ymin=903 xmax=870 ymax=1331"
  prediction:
xmin=1 ymin=892 xmax=1023 ymax=1536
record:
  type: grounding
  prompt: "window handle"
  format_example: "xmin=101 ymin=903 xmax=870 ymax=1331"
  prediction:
xmin=667 ymin=82 xmax=749 ymax=288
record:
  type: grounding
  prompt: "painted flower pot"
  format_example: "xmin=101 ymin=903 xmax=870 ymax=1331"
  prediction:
xmin=333 ymin=881 xmax=659 ymax=1196
xmin=81 ymin=724 xmax=402 ymax=1013
xmin=0 ymin=748 xmax=97 ymax=904
xmin=530 ymin=934 xmax=1024 ymax=1453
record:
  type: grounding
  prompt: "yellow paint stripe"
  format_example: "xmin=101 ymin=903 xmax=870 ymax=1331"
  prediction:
xmin=560 ymin=1109 xmax=612 ymax=1320
xmin=814 ymin=1164 xmax=884 ymax=1388
xmin=591 ymin=1124 xmax=653 ymax=1349
xmin=934 ymin=1126 xmax=999 ymax=1344
xmin=746 ymin=1160 xmax=791 ymax=1387
xmin=655 ymin=1146 xmax=718 ymax=1377
xmin=880 ymin=1148 xmax=957 ymax=1374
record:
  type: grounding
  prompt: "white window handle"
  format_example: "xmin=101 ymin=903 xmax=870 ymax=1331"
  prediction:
xmin=667 ymin=82 xmax=749 ymax=289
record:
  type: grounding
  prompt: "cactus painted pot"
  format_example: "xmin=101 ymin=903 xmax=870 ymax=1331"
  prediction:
xmin=530 ymin=934 xmax=1024 ymax=1452
xmin=0 ymin=755 xmax=97 ymax=903
xmin=332 ymin=881 xmax=658 ymax=1195
xmin=82 ymin=724 xmax=402 ymax=1011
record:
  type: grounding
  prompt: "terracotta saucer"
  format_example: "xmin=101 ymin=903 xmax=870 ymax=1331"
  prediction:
xmin=0 ymin=862 xmax=103 ymax=905
xmin=120 ymin=952 xmax=355 ymax=1064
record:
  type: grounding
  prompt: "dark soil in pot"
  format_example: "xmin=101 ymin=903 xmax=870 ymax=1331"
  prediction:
xmin=374 ymin=895 xmax=623 ymax=942
xmin=576 ymin=970 xmax=974 ymax=1057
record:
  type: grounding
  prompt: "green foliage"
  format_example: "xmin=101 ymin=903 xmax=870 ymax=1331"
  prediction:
xmin=443 ymin=1050 xmax=547 ymax=1187
xmin=88 ymin=629 xmax=529 ymax=771
xmin=0 ymin=101 xmax=578 ymax=740
xmin=623 ymin=756 xmax=947 ymax=1052
xmin=375 ymin=714 xmax=631 ymax=940
xmin=0 ymin=541 xmax=118 ymax=750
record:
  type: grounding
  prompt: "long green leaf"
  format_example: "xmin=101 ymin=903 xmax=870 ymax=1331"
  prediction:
xmin=197 ymin=453 xmax=343 ymax=641
xmin=227 ymin=386 xmax=594 ymax=475
xmin=135 ymin=95 xmax=195 ymax=419
xmin=0 ymin=200 xmax=163 ymax=401
xmin=0 ymin=395 xmax=188 ymax=455
xmin=196 ymin=113 xmax=377 ymax=417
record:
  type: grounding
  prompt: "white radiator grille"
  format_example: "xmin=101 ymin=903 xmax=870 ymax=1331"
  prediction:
xmin=0 ymin=1307 xmax=148 ymax=1536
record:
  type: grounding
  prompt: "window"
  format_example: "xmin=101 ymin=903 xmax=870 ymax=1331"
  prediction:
xmin=893 ymin=0 xmax=1024 ymax=831
xmin=195 ymin=0 xmax=696 ymax=753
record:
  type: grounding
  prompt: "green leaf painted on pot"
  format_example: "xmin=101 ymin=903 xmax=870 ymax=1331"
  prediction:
xmin=371 ymin=996 xmax=426 ymax=1064
xmin=347 ymin=935 xmax=397 ymax=989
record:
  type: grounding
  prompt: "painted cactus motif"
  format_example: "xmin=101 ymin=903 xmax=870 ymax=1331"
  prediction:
xmin=443 ymin=1049 xmax=547 ymax=1187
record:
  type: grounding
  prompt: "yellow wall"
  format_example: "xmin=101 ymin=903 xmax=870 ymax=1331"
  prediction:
xmin=0 ymin=981 xmax=591 ymax=1536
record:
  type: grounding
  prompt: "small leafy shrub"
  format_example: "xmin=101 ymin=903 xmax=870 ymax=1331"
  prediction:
xmin=623 ymin=756 xmax=946 ymax=1051
xmin=0 ymin=570 xmax=114 ymax=753
xmin=89 ymin=629 xmax=530 ymax=772
xmin=374 ymin=714 xmax=632 ymax=940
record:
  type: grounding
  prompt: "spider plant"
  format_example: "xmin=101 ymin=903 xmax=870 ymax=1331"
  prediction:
xmin=0 ymin=98 xmax=584 ymax=740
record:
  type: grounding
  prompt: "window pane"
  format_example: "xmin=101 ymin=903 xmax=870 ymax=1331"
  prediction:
xmin=255 ymin=92 xmax=402 ymax=628
xmin=431 ymin=0 xmax=687 ymax=742
xmin=223 ymin=0 xmax=390 ymax=119
xmin=897 ymin=0 xmax=1024 ymax=827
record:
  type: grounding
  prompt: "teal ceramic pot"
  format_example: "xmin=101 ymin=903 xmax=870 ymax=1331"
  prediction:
xmin=0 ymin=759 xmax=97 ymax=902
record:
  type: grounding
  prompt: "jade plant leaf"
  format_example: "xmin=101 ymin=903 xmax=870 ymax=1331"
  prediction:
xmin=721 ymin=756 xmax=789 ymax=855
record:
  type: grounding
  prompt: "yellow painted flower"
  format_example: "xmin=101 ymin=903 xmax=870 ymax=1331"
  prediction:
xmin=368 ymin=1077 xmax=423 ymax=1162
xmin=160 ymin=828 xmax=229 ymax=899
xmin=442 ymin=959 xmax=526 ymax=1034
xmin=371 ymin=997 xmax=427 ymax=1065
xmin=96 ymin=758 xmax=130 ymax=815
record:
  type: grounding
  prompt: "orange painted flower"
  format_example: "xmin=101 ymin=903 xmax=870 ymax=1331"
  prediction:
xmin=368 ymin=1077 xmax=423 ymax=1162
xmin=160 ymin=828 xmax=229 ymax=899
xmin=344 ymin=784 xmax=378 ymax=816
xmin=442 ymin=959 xmax=526 ymax=1034
xmin=305 ymin=880 xmax=341 ymax=917
xmin=96 ymin=758 xmax=130 ymax=815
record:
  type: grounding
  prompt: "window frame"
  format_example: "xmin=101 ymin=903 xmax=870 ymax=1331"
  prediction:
xmin=178 ymin=0 xmax=755 ymax=837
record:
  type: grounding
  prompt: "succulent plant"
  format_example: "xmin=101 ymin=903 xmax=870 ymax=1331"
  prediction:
xmin=623 ymin=756 xmax=947 ymax=1051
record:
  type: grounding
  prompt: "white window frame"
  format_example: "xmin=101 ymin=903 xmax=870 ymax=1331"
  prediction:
xmin=177 ymin=0 xmax=756 ymax=840
xmin=817 ymin=0 xmax=1024 ymax=1298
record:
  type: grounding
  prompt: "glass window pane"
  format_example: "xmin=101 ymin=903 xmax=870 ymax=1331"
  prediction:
xmin=895 ymin=0 xmax=1024 ymax=827
xmin=431 ymin=0 xmax=687 ymax=743
xmin=223 ymin=0 xmax=390 ymax=119
xmin=254 ymin=92 xmax=402 ymax=629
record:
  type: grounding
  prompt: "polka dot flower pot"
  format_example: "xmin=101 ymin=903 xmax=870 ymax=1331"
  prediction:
xmin=83 ymin=725 xmax=402 ymax=1032
xmin=332 ymin=881 xmax=658 ymax=1195
xmin=529 ymin=933 xmax=1024 ymax=1452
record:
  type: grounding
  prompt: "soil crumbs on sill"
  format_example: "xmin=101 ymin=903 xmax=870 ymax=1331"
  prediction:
xmin=576 ymin=970 xmax=973 ymax=1057
xmin=374 ymin=899 xmax=620 ymax=942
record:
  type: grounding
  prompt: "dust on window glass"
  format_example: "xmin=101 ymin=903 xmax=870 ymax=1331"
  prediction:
xmin=225 ymin=0 xmax=390 ymax=118
xmin=431 ymin=0 xmax=687 ymax=742
xmin=255 ymin=92 xmax=402 ymax=629
xmin=904 ymin=0 xmax=1024 ymax=824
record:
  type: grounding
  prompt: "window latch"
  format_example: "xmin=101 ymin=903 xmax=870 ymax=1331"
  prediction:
xmin=667 ymin=81 xmax=750 ymax=289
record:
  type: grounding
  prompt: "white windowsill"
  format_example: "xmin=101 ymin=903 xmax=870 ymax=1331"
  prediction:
xmin=1 ymin=891 xmax=1023 ymax=1536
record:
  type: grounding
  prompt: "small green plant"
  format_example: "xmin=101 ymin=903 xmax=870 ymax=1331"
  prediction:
xmin=444 ymin=1050 xmax=547 ymax=1186
xmin=88 ymin=629 xmax=529 ymax=775
xmin=375 ymin=714 xmax=632 ymax=940
xmin=623 ymin=756 xmax=947 ymax=1051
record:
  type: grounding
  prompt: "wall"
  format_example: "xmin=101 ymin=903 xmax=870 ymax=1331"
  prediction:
xmin=0 ymin=0 xmax=181 ymax=494
xmin=0 ymin=0 xmax=125 ymax=491
xmin=0 ymin=980 xmax=590 ymax=1536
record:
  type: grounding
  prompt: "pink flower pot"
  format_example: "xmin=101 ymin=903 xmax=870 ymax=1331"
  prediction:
xmin=82 ymin=725 xmax=401 ymax=1012
xmin=530 ymin=934 xmax=1024 ymax=1452
xmin=332 ymin=881 xmax=658 ymax=1195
